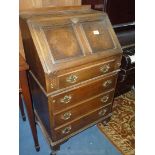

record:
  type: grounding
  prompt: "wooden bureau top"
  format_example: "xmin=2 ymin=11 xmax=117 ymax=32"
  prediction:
xmin=20 ymin=7 xmax=122 ymax=74
xmin=20 ymin=5 xmax=91 ymax=19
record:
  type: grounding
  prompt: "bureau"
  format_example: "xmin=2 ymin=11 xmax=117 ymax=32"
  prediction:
xmin=20 ymin=6 xmax=122 ymax=155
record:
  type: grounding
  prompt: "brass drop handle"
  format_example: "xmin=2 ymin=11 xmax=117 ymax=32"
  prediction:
xmin=100 ymin=95 xmax=109 ymax=103
xmin=60 ymin=95 xmax=72 ymax=104
xmin=66 ymin=75 xmax=78 ymax=84
xmin=100 ymin=64 xmax=110 ymax=73
xmin=103 ymin=79 xmax=112 ymax=87
xmin=61 ymin=112 xmax=72 ymax=120
xmin=62 ymin=126 xmax=72 ymax=134
xmin=98 ymin=109 xmax=107 ymax=116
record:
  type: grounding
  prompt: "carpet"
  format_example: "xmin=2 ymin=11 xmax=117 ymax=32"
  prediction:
xmin=97 ymin=90 xmax=135 ymax=155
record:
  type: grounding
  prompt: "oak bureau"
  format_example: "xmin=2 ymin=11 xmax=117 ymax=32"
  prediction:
xmin=20 ymin=6 xmax=122 ymax=155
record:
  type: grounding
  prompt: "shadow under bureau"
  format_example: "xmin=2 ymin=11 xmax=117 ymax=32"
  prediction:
xmin=20 ymin=6 xmax=122 ymax=155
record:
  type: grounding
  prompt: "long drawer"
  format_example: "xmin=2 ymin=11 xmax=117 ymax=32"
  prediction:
xmin=53 ymin=90 xmax=114 ymax=127
xmin=50 ymin=73 xmax=117 ymax=112
xmin=53 ymin=104 xmax=112 ymax=140
xmin=57 ymin=56 xmax=121 ymax=89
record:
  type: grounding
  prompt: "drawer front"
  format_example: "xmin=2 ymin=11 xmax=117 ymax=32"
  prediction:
xmin=58 ymin=59 xmax=118 ymax=89
xmin=50 ymin=73 xmax=117 ymax=112
xmin=53 ymin=104 xmax=112 ymax=140
xmin=53 ymin=90 xmax=114 ymax=127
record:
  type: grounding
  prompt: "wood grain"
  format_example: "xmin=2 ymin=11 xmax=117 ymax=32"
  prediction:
xmin=20 ymin=0 xmax=81 ymax=11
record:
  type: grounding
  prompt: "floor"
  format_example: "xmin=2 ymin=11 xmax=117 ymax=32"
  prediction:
xmin=19 ymin=107 xmax=121 ymax=155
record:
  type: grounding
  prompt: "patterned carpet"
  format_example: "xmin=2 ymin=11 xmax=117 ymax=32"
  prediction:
xmin=97 ymin=91 xmax=135 ymax=155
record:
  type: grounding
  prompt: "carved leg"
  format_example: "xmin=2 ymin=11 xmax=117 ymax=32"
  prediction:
xmin=19 ymin=93 xmax=26 ymax=121
xmin=19 ymin=71 xmax=40 ymax=152
xmin=50 ymin=145 xmax=60 ymax=155
xmin=102 ymin=117 xmax=111 ymax=126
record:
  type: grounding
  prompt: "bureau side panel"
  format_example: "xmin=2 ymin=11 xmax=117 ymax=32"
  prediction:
xmin=20 ymin=18 xmax=47 ymax=92
xmin=29 ymin=73 xmax=51 ymax=136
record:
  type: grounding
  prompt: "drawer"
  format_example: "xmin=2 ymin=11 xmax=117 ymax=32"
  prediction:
xmin=58 ymin=58 xmax=120 ymax=89
xmin=53 ymin=104 xmax=112 ymax=140
xmin=53 ymin=90 xmax=114 ymax=127
xmin=50 ymin=73 xmax=117 ymax=112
